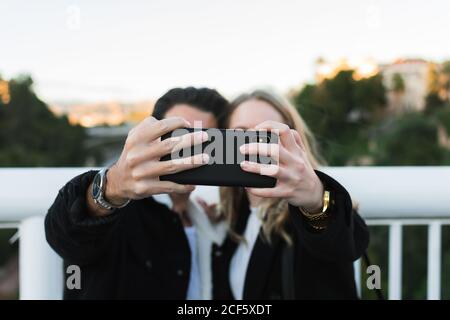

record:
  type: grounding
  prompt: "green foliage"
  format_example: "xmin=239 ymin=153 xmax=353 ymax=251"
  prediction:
xmin=292 ymin=68 xmax=450 ymax=299
xmin=373 ymin=112 xmax=446 ymax=165
xmin=360 ymin=226 xmax=389 ymax=300
xmin=0 ymin=75 xmax=87 ymax=166
xmin=293 ymin=70 xmax=386 ymax=165
xmin=0 ymin=74 xmax=92 ymax=299
xmin=391 ymin=73 xmax=406 ymax=93
xmin=434 ymin=107 xmax=450 ymax=132
xmin=425 ymin=92 xmax=449 ymax=115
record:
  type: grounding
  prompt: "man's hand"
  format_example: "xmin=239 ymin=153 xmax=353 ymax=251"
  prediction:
xmin=88 ymin=116 xmax=209 ymax=216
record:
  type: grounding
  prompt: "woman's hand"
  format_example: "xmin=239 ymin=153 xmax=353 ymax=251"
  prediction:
xmin=196 ymin=197 xmax=223 ymax=223
xmin=239 ymin=121 xmax=324 ymax=212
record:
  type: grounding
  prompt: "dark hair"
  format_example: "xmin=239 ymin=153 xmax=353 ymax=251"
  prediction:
xmin=152 ymin=87 xmax=229 ymax=127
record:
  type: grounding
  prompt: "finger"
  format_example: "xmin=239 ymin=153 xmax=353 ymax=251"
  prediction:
xmin=239 ymin=142 xmax=297 ymax=166
xmin=204 ymin=204 xmax=218 ymax=220
xmin=291 ymin=129 xmax=306 ymax=152
xmin=196 ymin=197 xmax=218 ymax=216
xmin=239 ymin=142 xmax=280 ymax=161
xmin=155 ymin=181 xmax=195 ymax=194
xmin=240 ymin=161 xmax=282 ymax=177
xmin=154 ymin=130 xmax=208 ymax=158
xmin=159 ymin=153 xmax=210 ymax=175
xmin=196 ymin=197 xmax=209 ymax=209
xmin=246 ymin=186 xmax=287 ymax=198
xmin=126 ymin=131 xmax=208 ymax=167
xmin=254 ymin=121 xmax=297 ymax=152
xmin=130 ymin=117 xmax=191 ymax=145
xmin=132 ymin=153 xmax=209 ymax=180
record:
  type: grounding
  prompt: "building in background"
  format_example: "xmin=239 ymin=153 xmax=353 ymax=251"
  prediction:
xmin=380 ymin=59 xmax=431 ymax=113
xmin=315 ymin=58 xmax=439 ymax=114
xmin=48 ymin=100 xmax=154 ymax=166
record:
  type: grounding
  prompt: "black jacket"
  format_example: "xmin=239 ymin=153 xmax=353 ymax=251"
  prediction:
xmin=45 ymin=170 xmax=192 ymax=299
xmin=45 ymin=170 xmax=368 ymax=300
xmin=211 ymin=171 xmax=369 ymax=300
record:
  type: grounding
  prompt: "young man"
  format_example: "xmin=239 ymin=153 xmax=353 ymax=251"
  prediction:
xmin=45 ymin=87 xmax=229 ymax=299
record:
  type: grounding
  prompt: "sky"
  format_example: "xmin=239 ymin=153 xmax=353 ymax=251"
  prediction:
xmin=1 ymin=0 xmax=449 ymax=103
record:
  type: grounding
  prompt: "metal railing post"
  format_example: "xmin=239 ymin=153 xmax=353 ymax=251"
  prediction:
xmin=427 ymin=221 xmax=442 ymax=300
xmin=388 ymin=222 xmax=402 ymax=300
xmin=19 ymin=216 xmax=63 ymax=300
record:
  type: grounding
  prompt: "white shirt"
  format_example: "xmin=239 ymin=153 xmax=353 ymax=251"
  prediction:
xmin=152 ymin=187 xmax=228 ymax=299
xmin=229 ymin=207 xmax=263 ymax=300
xmin=184 ymin=226 xmax=202 ymax=300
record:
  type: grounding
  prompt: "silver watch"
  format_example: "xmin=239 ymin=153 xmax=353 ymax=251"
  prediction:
xmin=92 ymin=168 xmax=130 ymax=211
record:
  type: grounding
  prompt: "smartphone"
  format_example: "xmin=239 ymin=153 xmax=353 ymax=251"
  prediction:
xmin=160 ymin=128 xmax=278 ymax=188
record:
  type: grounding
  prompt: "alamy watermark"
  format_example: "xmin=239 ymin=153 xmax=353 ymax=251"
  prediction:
xmin=66 ymin=265 xmax=81 ymax=290
xmin=66 ymin=5 xmax=81 ymax=30
xmin=64 ymin=263 xmax=382 ymax=292
xmin=166 ymin=121 xmax=280 ymax=176
xmin=366 ymin=264 xmax=381 ymax=290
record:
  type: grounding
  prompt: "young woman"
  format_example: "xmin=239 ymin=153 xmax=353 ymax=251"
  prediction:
xmin=210 ymin=90 xmax=369 ymax=300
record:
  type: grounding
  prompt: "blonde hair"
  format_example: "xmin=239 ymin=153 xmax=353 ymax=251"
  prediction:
xmin=220 ymin=89 xmax=325 ymax=244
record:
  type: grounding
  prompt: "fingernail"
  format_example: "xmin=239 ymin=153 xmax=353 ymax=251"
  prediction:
xmin=170 ymin=136 xmax=181 ymax=144
xmin=202 ymin=153 xmax=210 ymax=164
xmin=239 ymin=145 xmax=246 ymax=153
xmin=196 ymin=131 xmax=208 ymax=142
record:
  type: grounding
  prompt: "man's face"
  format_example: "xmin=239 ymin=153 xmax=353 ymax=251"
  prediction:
xmin=163 ymin=104 xmax=217 ymax=199
xmin=164 ymin=104 xmax=218 ymax=128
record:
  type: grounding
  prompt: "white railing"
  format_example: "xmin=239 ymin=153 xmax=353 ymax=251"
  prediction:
xmin=0 ymin=166 xmax=449 ymax=300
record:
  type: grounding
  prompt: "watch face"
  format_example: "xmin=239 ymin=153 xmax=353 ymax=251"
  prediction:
xmin=92 ymin=173 xmax=101 ymax=199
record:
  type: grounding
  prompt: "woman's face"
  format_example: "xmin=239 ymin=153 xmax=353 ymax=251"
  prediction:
xmin=228 ymin=99 xmax=284 ymax=130
xmin=228 ymin=98 xmax=285 ymax=206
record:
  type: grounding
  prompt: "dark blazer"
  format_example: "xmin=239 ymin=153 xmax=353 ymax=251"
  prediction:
xmin=45 ymin=170 xmax=193 ymax=299
xmin=46 ymin=170 xmax=368 ymax=300
xmin=211 ymin=171 xmax=370 ymax=300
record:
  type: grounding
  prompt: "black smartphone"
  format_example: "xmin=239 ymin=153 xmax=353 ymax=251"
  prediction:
xmin=160 ymin=128 xmax=278 ymax=188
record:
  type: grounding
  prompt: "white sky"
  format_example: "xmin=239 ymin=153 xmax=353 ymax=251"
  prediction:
xmin=1 ymin=0 xmax=449 ymax=103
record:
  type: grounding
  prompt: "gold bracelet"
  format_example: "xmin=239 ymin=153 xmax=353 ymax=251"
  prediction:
xmin=300 ymin=190 xmax=331 ymax=219
xmin=310 ymin=224 xmax=327 ymax=231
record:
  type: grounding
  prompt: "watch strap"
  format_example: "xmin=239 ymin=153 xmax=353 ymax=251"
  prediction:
xmin=93 ymin=168 xmax=130 ymax=211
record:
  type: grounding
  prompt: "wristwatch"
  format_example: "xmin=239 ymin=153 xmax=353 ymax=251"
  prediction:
xmin=92 ymin=168 xmax=130 ymax=211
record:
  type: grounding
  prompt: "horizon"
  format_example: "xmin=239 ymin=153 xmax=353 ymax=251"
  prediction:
xmin=1 ymin=0 xmax=450 ymax=104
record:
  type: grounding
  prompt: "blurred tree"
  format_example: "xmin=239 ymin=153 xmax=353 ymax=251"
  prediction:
xmin=292 ymin=68 xmax=450 ymax=300
xmin=433 ymin=107 xmax=450 ymax=133
xmin=0 ymin=74 xmax=92 ymax=299
xmin=424 ymin=92 xmax=448 ymax=115
xmin=373 ymin=112 xmax=445 ymax=165
xmin=440 ymin=61 xmax=450 ymax=100
xmin=391 ymin=73 xmax=405 ymax=108
xmin=392 ymin=73 xmax=406 ymax=93
xmin=0 ymin=75 xmax=87 ymax=166
xmin=425 ymin=61 xmax=450 ymax=115
xmin=293 ymin=70 xmax=386 ymax=165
